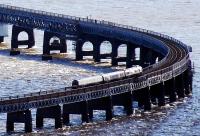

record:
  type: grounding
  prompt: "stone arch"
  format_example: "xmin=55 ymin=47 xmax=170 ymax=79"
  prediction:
xmin=49 ymin=36 xmax=61 ymax=46
xmin=17 ymin=31 xmax=29 ymax=41
xmin=118 ymin=44 xmax=127 ymax=57
xmin=82 ymin=41 xmax=93 ymax=51
xmin=100 ymin=41 xmax=112 ymax=54
xmin=135 ymin=47 xmax=140 ymax=60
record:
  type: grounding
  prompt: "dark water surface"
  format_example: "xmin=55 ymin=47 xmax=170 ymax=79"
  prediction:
xmin=0 ymin=0 xmax=199 ymax=135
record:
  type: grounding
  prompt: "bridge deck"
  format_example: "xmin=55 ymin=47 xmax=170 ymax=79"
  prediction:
xmin=0 ymin=4 xmax=190 ymax=114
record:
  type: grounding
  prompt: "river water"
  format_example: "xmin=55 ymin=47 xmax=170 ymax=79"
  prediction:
xmin=0 ymin=0 xmax=199 ymax=135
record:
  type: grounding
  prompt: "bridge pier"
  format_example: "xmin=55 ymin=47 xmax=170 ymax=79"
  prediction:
xmin=109 ymin=40 xmax=121 ymax=66
xmin=10 ymin=25 xmax=35 ymax=55
xmin=150 ymin=82 xmax=165 ymax=106
xmin=88 ymin=96 xmax=113 ymax=121
xmin=75 ymin=37 xmax=102 ymax=62
xmin=93 ymin=40 xmax=101 ymax=62
xmin=133 ymin=87 xmax=151 ymax=111
xmin=158 ymin=82 xmax=166 ymax=106
xmin=75 ymin=39 xmax=84 ymax=60
xmin=36 ymin=105 xmax=62 ymax=129
xmin=176 ymin=74 xmax=185 ymax=98
xmin=42 ymin=31 xmax=67 ymax=60
xmin=112 ymin=92 xmax=133 ymax=115
xmin=126 ymin=44 xmax=136 ymax=68
xmin=165 ymin=78 xmax=177 ymax=103
xmin=6 ymin=110 xmax=32 ymax=133
xmin=143 ymin=87 xmax=152 ymax=111
xmin=62 ymin=101 xmax=89 ymax=124
xmin=140 ymin=47 xmax=151 ymax=67
xmin=0 ymin=36 xmax=4 ymax=43
xmin=183 ymin=69 xmax=190 ymax=95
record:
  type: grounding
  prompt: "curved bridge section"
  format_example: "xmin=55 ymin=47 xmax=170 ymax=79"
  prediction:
xmin=0 ymin=4 xmax=193 ymax=133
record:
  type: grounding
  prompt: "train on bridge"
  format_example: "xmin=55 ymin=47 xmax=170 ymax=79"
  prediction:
xmin=0 ymin=4 xmax=193 ymax=133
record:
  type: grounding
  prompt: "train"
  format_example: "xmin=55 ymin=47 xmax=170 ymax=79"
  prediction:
xmin=72 ymin=65 xmax=142 ymax=87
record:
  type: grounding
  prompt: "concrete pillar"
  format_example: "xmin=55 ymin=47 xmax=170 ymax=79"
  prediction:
xmin=134 ymin=87 xmax=152 ymax=111
xmin=75 ymin=39 xmax=84 ymax=60
xmin=88 ymin=96 xmax=113 ymax=121
xmin=189 ymin=70 xmax=193 ymax=93
xmin=176 ymin=74 xmax=185 ymax=98
xmin=6 ymin=110 xmax=32 ymax=133
xmin=111 ymin=40 xmax=119 ymax=66
xmin=36 ymin=105 xmax=62 ymax=129
xmin=140 ymin=47 xmax=152 ymax=67
xmin=188 ymin=61 xmax=193 ymax=93
xmin=157 ymin=82 xmax=165 ymax=106
xmin=10 ymin=25 xmax=35 ymax=55
xmin=42 ymin=31 xmax=67 ymax=60
xmin=143 ymin=87 xmax=151 ymax=111
xmin=93 ymin=40 xmax=101 ymax=62
xmin=149 ymin=83 xmax=165 ymax=107
xmin=63 ymin=101 xmax=89 ymax=124
xmin=124 ymin=92 xmax=133 ymax=115
xmin=112 ymin=92 xmax=133 ymax=116
xmin=184 ymin=70 xmax=190 ymax=95
xmin=167 ymin=78 xmax=177 ymax=103
xmin=11 ymin=25 xmax=35 ymax=49
xmin=0 ymin=36 xmax=4 ymax=43
xmin=132 ymin=89 xmax=143 ymax=109
xmin=126 ymin=44 xmax=135 ymax=68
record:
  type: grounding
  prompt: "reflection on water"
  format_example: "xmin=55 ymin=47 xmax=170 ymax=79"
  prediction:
xmin=0 ymin=0 xmax=199 ymax=135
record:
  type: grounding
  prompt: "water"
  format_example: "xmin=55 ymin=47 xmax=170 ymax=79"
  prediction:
xmin=0 ymin=0 xmax=199 ymax=135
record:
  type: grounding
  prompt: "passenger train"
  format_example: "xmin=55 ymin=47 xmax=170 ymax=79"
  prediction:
xmin=72 ymin=65 xmax=142 ymax=87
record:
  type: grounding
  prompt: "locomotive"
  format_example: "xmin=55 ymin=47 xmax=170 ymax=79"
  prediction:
xmin=72 ymin=65 xmax=142 ymax=88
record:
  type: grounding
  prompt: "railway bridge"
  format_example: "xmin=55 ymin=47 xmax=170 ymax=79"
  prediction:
xmin=0 ymin=4 xmax=193 ymax=133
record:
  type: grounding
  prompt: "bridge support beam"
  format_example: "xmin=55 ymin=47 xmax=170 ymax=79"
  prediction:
xmin=157 ymin=82 xmax=166 ymax=106
xmin=184 ymin=69 xmax=190 ymax=95
xmin=133 ymin=87 xmax=151 ymax=111
xmin=152 ymin=82 xmax=166 ymax=106
xmin=112 ymin=92 xmax=133 ymax=115
xmin=63 ymin=101 xmax=89 ymax=124
xmin=6 ymin=110 xmax=32 ymax=133
xmin=75 ymin=39 xmax=84 ymax=60
xmin=111 ymin=40 xmax=119 ymax=66
xmin=93 ymin=40 xmax=101 ymax=62
xmin=75 ymin=37 xmax=102 ymax=62
xmin=140 ymin=47 xmax=152 ymax=67
xmin=0 ymin=36 xmax=4 ymax=43
xmin=10 ymin=25 xmax=35 ymax=55
xmin=176 ymin=74 xmax=185 ymax=99
xmin=143 ymin=87 xmax=152 ymax=111
xmin=166 ymin=78 xmax=177 ymax=103
xmin=42 ymin=31 xmax=67 ymax=60
xmin=36 ymin=105 xmax=62 ymax=129
xmin=88 ymin=96 xmax=113 ymax=121
xmin=126 ymin=44 xmax=136 ymax=68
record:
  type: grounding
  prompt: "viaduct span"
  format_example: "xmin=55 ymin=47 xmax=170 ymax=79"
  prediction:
xmin=0 ymin=4 xmax=193 ymax=133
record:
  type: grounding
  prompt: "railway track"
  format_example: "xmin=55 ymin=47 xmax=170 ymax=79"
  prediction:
xmin=143 ymin=35 xmax=187 ymax=75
